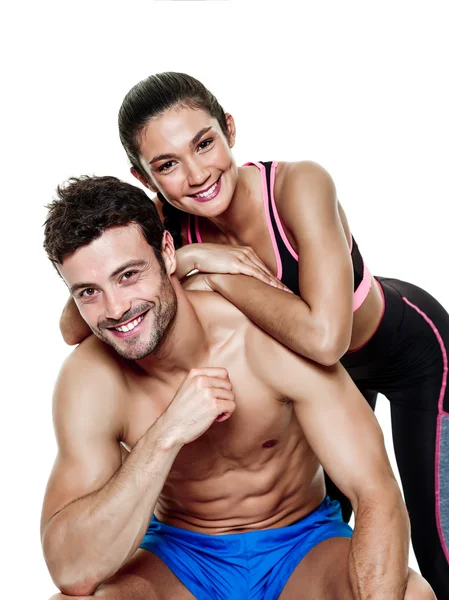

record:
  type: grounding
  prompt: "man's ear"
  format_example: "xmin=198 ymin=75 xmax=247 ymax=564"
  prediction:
xmin=225 ymin=113 xmax=236 ymax=148
xmin=161 ymin=230 xmax=177 ymax=276
xmin=130 ymin=167 xmax=158 ymax=193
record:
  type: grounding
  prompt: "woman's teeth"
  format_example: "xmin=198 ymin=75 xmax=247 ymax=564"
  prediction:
xmin=114 ymin=314 xmax=144 ymax=333
xmin=195 ymin=180 xmax=218 ymax=198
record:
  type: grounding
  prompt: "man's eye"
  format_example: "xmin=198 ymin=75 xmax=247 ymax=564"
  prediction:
xmin=122 ymin=271 xmax=137 ymax=281
xmin=80 ymin=288 xmax=96 ymax=297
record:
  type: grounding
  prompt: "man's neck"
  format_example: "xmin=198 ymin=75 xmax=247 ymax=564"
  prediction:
xmin=137 ymin=279 xmax=210 ymax=378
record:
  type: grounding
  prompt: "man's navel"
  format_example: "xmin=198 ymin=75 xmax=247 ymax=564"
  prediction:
xmin=262 ymin=439 xmax=278 ymax=449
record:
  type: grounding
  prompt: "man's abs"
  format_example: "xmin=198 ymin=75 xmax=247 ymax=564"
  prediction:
xmin=155 ymin=430 xmax=326 ymax=534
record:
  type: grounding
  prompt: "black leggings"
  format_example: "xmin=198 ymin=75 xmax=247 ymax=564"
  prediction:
xmin=326 ymin=277 xmax=449 ymax=598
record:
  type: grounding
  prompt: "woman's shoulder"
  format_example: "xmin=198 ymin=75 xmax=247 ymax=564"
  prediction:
xmin=275 ymin=160 xmax=334 ymax=191
xmin=274 ymin=160 xmax=336 ymax=211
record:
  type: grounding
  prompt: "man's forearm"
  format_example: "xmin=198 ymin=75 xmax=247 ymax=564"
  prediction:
xmin=43 ymin=417 xmax=181 ymax=596
xmin=349 ymin=486 xmax=410 ymax=599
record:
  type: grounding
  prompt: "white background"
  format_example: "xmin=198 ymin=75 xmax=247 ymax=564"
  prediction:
xmin=2 ymin=1 xmax=448 ymax=597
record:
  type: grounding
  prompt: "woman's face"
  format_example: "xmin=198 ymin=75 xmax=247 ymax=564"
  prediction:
xmin=136 ymin=105 xmax=239 ymax=218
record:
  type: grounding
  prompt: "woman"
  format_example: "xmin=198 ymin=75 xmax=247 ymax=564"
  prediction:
xmin=62 ymin=72 xmax=449 ymax=597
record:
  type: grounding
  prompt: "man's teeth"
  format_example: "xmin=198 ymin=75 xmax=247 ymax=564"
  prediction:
xmin=114 ymin=314 xmax=144 ymax=333
xmin=195 ymin=180 xmax=218 ymax=198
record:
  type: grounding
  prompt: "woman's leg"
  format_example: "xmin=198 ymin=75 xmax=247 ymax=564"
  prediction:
xmin=340 ymin=276 xmax=449 ymax=597
xmin=382 ymin=278 xmax=449 ymax=599
xmin=391 ymin=402 xmax=449 ymax=599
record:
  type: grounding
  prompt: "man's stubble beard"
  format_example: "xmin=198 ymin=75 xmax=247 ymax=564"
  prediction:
xmin=94 ymin=271 xmax=178 ymax=361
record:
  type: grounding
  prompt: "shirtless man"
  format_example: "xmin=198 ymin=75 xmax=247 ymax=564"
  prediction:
xmin=41 ymin=176 xmax=434 ymax=600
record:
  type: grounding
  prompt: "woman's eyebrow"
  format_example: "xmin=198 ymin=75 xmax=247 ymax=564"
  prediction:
xmin=149 ymin=127 xmax=212 ymax=165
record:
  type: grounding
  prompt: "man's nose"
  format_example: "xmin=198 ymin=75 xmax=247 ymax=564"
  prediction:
xmin=104 ymin=292 xmax=132 ymax=322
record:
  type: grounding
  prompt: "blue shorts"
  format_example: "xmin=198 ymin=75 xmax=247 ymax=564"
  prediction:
xmin=140 ymin=496 xmax=352 ymax=600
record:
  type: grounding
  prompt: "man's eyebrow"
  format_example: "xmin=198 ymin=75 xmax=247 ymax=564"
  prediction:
xmin=148 ymin=127 xmax=213 ymax=165
xmin=109 ymin=259 xmax=148 ymax=279
xmin=70 ymin=260 xmax=148 ymax=295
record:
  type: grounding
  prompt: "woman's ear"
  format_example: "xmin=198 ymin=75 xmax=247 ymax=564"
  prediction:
xmin=130 ymin=167 xmax=158 ymax=193
xmin=225 ymin=113 xmax=236 ymax=148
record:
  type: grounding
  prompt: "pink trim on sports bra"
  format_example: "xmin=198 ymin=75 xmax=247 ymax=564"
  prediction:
xmin=268 ymin=162 xmax=299 ymax=261
xmin=353 ymin=263 xmax=373 ymax=312
xmin=187 ymin=214 xmax=193 ymax=245
xmin=263 ymin=162 xmax=358 ymax=277
xmin=244 ymin=161 xmax=283 ymax=280
xmin=195 ymin=216 xmax=202 ymax=244
xmin=345 ymin=278 xmax=385 ymax=355
xmin=188 ymin=213 xmax=204 ymax=244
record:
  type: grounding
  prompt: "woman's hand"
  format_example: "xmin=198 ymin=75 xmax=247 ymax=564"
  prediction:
xmin=181 ymin=272 xmax=215 ymax=292
xmin=182 ymin=271 xmax=291 ymax=294
xmin=177 ymin=243 xmax=290 ymax=291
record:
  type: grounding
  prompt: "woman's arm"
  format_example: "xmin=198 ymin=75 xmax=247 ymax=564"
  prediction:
xmin=176 ymin=243 xmax=290 ymax=291
xmin=60 ymin=296 xmax=92 ymax=345
xmin=209 ymin=162 xmax=355 ymax=365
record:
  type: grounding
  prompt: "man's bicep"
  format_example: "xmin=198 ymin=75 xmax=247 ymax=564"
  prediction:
xmin=41 ymin=440 xmax=122 ymax=534
xmin=41 ymin=355 xmax=123 ymax=536
xmin=293 ymin=363 xmax=393 ymax=502
xmin=261 ymin=338 xmax=394 ymax=504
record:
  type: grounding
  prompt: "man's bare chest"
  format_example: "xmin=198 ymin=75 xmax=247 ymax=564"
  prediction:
xmin=122 ymin=360 xmax=296 ymax=473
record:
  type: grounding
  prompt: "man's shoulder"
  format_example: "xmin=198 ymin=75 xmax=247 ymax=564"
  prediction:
xmin=51 ymin=337 xmax=133 ymax=449
xmin=188 ymin=289 xmax=292 ymax=360
xmin=188 ymin=290 xmax=252 ymax=332
xmin=63 ymin=335 xmax=127 ymax=381
xmin=54 ymin=336 xmax=130 ymax=417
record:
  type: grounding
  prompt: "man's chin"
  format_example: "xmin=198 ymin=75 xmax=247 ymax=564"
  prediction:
xmin=116 ymin=346 xmax=155 ymax=361
xmin=110 ymin=339 xmax=156 ymax=361
xmin=94 ymin=330 xmax=154 ymax=361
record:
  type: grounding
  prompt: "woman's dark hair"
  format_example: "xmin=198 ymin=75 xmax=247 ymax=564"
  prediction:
xmin=44 ymin=175 xmax=165 ymax=267
xmin=118 ymin=72 xmax=228 ymax=248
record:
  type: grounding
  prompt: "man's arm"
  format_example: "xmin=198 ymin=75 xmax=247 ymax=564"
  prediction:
xmin=40 ymin=344 xmax=181 ymax=596
xmin=256 ymin=331 xmax=409 ymax=599
xmin=41 ymin=342 xmax=235 ymax=597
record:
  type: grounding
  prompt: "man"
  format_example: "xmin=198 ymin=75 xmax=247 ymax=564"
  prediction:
xmin=41 ymin=175 xmax=433 ymax=599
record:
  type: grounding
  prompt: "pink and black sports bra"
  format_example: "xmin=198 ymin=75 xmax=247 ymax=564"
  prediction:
xmin=187 ymin=161 xmax=372 ymax=312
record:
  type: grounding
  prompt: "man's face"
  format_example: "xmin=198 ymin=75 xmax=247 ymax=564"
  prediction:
xmin=59 ymin=225 xmax=177 ymax=360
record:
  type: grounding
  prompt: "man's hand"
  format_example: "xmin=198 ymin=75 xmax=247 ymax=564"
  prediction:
xmin=162 ymin=368 xmax=236 ymax=445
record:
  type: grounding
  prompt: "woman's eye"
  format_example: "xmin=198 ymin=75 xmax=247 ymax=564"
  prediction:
xmin=198 ymin=139 xmax=213 ymax=151
xmin=158 ymin=161 xmax=176 ymax=172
